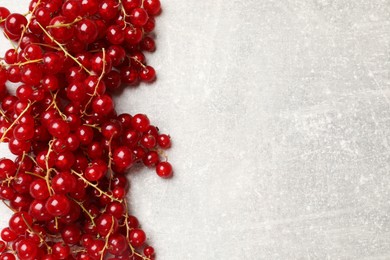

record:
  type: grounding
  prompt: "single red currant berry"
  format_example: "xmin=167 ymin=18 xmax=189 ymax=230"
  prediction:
xmin=131 ymin=114 xmax=150 ymax=132
xmin=112 ymin=146 xmax=133 ymax=173
xmin=9 ymin=212 xmax=33 ymax=235
xmin=84 ymin=163 xmax=106 ymax=182
xmin=91 ymin=52 xmax=112 ymax=74
xmin=86 ymin=239 xmax=105 ymax=258
xmin=139 ymin=65 xmax=156 ymax=82
xmin=141 ymin=36 xmax=156 ymax=52
xmin=61 ymin=224 xmax=82 ymax=245
xmin=29 ymin=179 xmax=50 ymax=200
xmin=158 ymin=134 xmax=171 ymax=148
xmin=61 ymin=0 xmax=82 ymax=20
xmin=129 ymin=228 xmax=146 ymax=247
xmin=144 ymin=17 xmax=155 ymax=33
xmin=108 ymin=233 xmax=128 ymax=255
xmin=0 ymin=252 xmax=16 ymax=260
xmin=51 ymin=171 xmax=77 ymax=194
xmin=42 ymin=52 xmax=63 ymax=75
xmin=47 ymin=118 xmax=70 ymax=138
xmin=1 ymin=227 xmax=17 ymax=242
xmin=142 ymin=151 xmax=159 ymax=167
xmin=122 ymin=0 xmax=141 ymax=12
xmin=140 ymin=134 xmax=157 ymax=149
xmin=91 ymin=94 xmax=114 ymax=116
xmin=66 ymin=81 xmax=87 ymax=102
xmin=98 ymin=0 xmax=119 ymax=21
xmin=156 ymin=161 xmax=173 ymax=178
xmin=144 ymin=246 xmax=155 ymax=257
xmin=0 ymin=158 xmax=17 ymax=179
xmin=28 ymin=200 xmax=53 ymax=222
xmin=0 ymin=7 xmax=10 ymax=28
xmin=21 ymin=63 xmax=42 ymax=86
xmin=143 ymin=0 xmax=161 ymax=15
xmin=76 ymin=19 xmax=98 ymax=44
xmin=45 ymin=194 xmax=71 ymax=217
xmin=129 ymin=8 xmax=149 ymax=27
xmin=124 ymin=26 xmax=143 ymax=45
xmin=120 ymin=66 xmax=139 ymax=85
xmin=52 ymin=242 xmax=70 ymax=259
xmin=16 ymin=238 xmax=39 ymax=260
xmin=106 ymin=25 xmax=125 ymax=45
xmin=80 ymin=0 xmax=99 ymax=15
xmin=104 ymin=70 xmax=122 ymax=91
xmin=5 ymin=13 xmax=27 ymax=35
xmin=48 ymin=16 xmax=75 ymax=42
xmin=96 ymin=213 xmax=118 ymax=237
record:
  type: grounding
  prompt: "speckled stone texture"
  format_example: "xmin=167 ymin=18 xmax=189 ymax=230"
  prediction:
xmin=0 ymin=0 xmax=390 ymax=259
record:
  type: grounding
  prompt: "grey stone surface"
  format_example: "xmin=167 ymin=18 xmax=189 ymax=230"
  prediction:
xmin=1 ymin=0 xmax=390 ymax=259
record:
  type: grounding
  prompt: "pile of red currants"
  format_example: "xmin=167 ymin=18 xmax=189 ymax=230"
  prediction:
xmin=0 ymin=0 xmax=172 ymax=259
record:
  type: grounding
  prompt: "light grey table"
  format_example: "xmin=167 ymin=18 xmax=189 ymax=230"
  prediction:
xmin=0 ymin=0 xmax=389 ymax=259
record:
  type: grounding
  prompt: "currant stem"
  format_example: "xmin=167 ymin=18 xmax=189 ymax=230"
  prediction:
xmin=1 ymin=201 xmax=16 ymax=213
xmin=46 ymin=91 xmax=67 ymax=120
xmin=44 ymin=140 xmax=55 ymax=196
xmin=11 ymin=58 xmax=43 ymax=67
xmin=46 ymin=17 xmax=82 ymax=29
xmin=16 ymin=0 xmax=42 ymax=52
xmin=71 ymin=198 xmax=96 ymax=227
xmin=0 ymin=101 xmax=34 ymax=142
xmin=100 ymin=215 xmax=116 ymax=260
xmin=36 ymin=22 xmax=92 ymax=75
xmin=82 ymin=48 xmax=107 ymax=114
xmin=71 ymin=170 xmax=122 ymax=203
xmin=21 ymin=214 xmax=52 ymax=253
xmin=130 ymin=56 xmax=147 ymax=69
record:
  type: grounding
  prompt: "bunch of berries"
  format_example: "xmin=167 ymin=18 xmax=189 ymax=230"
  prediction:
xmin=0 ymin=0 xmax=172 ymax=259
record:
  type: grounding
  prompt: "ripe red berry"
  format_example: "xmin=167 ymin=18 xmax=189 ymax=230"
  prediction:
xmin=156 ymin=161 xmax=173 ymax=178
xmin=129 ymin=228 xmax=146 ymax=247
xmin=5 ymin=13 xmax=27 ymax=36
xmin=143 ymin=0 xmax=161 ymax=15
xmin=45 ymin=194 xmax=71 ymax=217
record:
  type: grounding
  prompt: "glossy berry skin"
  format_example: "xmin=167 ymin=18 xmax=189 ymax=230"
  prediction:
xmin=47 ymin=119 xmax=70 ymax=138
xmin=0 ymin=7 xmax=10 ymax=28
xmin=98 ymin=0 xmax=119 ymax=21
xmin=144 ymin=246 xmax=155 ymax=257
xmin=5 ymin=13 xmax=27 ymax=35
xmin=129 ymin=8 xmax=149 ymax=27
xmin=92 ymin=94 xmax=114 ymax=116
xmin=131 ymin=114 xmax=150 ymax=132
xmin=29 ymin=179 xmax=50 ymax=200
xmin=45 ymin=194 xmax=71 ymax=217
xmin=9 ymin=212 xmax=33 ymax=235
xmin=96 ymin=213 xmax=118 ymax=237
xmin=112 ymin=146 xmax=133 ymax=173
xmin=52 ymin=242 xmax=70 ymax=259
xmin=61 ymin=224 xmax=82 ymax=245
xmin=108 ymin=233 xmax=127 ymax=255
xmin=106 ymin=25 xmax=125 ymax=45
xmin=48 ymin=16 xmax=75 ymax=42
xmin=1 ymin=228 xmax=17 ymax=243
xmin=156 ymin=162 xmax=173 ymax=178
xmin=139 ymin=66 xmax=156 ymax=82
xmin=129 ymin=228 xmax=146 ymax=247
xmin=76 ymin=19 xmax=98 ymax=44
xmin=158 ymin=134 xmax=171 ymax=148
xmin=16 ymin=238 xmax=39 ymax=260
xmin=62 ymin=0 xmax=81 ymax=20
xmin=143 ymin=0 xmax=161 ymax=15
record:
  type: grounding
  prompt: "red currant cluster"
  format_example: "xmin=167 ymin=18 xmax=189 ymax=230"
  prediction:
xmin=0 ymin=0 xmax=172 ymax=259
